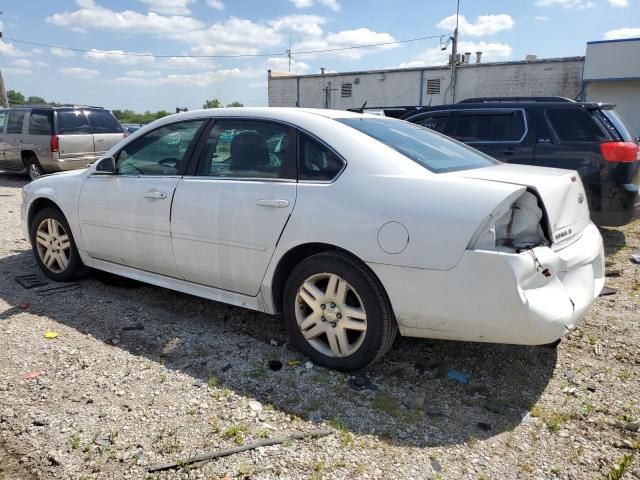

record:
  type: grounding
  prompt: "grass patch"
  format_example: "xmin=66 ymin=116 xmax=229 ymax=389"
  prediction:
xmin=546 ymin=413 xmax=570 ymax=432
xmin=328 ymin=420 xmax=353 ymax=447
xmin=70 ymin=432 xmax=81 ymax=450
xmin=371 ymin=392 xmax=398 ymax=416
xmin=606 ymin=453 xmax=633 ymax=480
xmin=207 ymin=373 xmax=219 ymax=387
xmin=222 ymin=424 xmax=247 ymax=445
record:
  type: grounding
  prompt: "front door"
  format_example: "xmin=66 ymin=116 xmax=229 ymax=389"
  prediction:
xmin=171 ymin=119 xmax=297 ymax=295
xmin=78 ymin=119 xmax=206 ymax=277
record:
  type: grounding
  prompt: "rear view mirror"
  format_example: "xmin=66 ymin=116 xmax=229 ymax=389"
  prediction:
xmin=94 ymin=156 xmax=116 ymax=174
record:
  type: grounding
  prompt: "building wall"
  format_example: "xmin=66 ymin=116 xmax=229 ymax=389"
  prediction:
xmin=584 ymin=39 xmax=640 ymax=81
xmin=268 ymin=58 xmax=584 ymax=109
xmin=585 ymin=80 xmax=640 ymax=135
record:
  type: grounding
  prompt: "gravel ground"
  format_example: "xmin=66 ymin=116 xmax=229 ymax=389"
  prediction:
xmin=0 ymin=174 xmax=639 ymax=480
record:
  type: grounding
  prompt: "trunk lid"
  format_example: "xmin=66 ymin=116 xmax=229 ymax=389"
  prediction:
xmin=449 ymin=164 xmax=591 ymax=248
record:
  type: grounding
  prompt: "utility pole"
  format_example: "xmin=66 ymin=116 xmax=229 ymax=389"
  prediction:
xmin=450 ymin=0 xmax=460 ymax=104
xmin=287 ymin=34 xmax=292 ymax=73
xmin=0 ymin=27 xmax=8 ymax=107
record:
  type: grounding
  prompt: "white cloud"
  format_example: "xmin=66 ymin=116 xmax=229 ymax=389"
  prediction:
xmin=399 ymin=41 xmax=512 ymax=68
xmin=270 ymin=14 xmax=326 ymax=36
xmin=249 ymin=80 xmax=268 ymax=89
xmin=47 ymin=0 xmax=203 ymax=34
xmin=437 ymin=14 xmax=515 ymax=36
xmin=111 ymin=68 xmax=262 ymax=87
xmin=207 ymin=0 xmax=224 ymax=10
xmin=293 ymin=28 xmax=397 ymax=59
xmin=59 ymin=67 xmax=101 ymax=79
xmin=265 ymin=57 xmax=311 ymax=74
xmin=289 ymin=0 xmax=340 ymax=11
xmin=84 ymin=48 xmax=156 ymax=65
xmin=534 ymin=0 xmax=595 ymax=9
xmin=534 ymin=16 xmax=549 ymax=21
xmin=0 ymin=40 xmax=29 ymax=57
xmin=12 ymin=59 xmax=33 ymax=68
xmin=125 ymin=69 xmax=163 ymax=77
xmin=138 ymin=0 xmax=193 ymax=15
xmin=159 ymin=56 xmax=215 ymax=69
xmin=608 ymin=0 xmax=629 ymax=5
xmin=4 ymin=68 xmax=32 ymax=75
xmin=604 ymin=27 xmax=640 ymax=39
xmin=50 ymin=47 xmax=76 ymax=57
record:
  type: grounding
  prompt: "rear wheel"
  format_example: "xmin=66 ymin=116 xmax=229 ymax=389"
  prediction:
xmin=30 ymin=207 xmax=84 ymax=281
xmin=283 ymin=251 xmax=397 ymax=371
xmin=25 ymin=156 xmax=44 ymax=181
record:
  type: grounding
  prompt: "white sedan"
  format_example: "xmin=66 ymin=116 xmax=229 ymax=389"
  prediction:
xmin=21 ymin=108 xmax=605 ymax=371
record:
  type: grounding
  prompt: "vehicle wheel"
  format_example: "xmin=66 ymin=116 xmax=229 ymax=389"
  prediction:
xmin=25 ymin=156 xmax=44 ymax=181
xmin=283 ymin=251 xmax=397 ymax=371
xmin=30 ymin=207 xmax=84 ymax=282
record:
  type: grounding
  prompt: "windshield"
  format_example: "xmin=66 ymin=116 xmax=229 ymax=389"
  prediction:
xmin=338 ymin=117 xmax=499 ymax=173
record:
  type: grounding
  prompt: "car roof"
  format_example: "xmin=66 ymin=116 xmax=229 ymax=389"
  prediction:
xmin=403 ymin=101 xmax=614 ymax=118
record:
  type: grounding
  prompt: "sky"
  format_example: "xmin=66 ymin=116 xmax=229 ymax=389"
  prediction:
xmin=0 ymin=0 xmax=638 ymax=112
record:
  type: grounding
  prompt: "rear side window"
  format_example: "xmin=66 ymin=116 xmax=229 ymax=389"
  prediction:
xmin=6 ymin=110 xmax=26 ymax=134
xmin=415 ymin=113 xmax=450 ymax=133
xmin=298 ymin=133 xmax=344 ymax=181
xmin=86 ymin=110 xmax=123 ymax=134
xmin=451 ymin=110 xmax=525 ymax=142
xmin=599 ymin=109 xmax=637 ymax=141
xmin=56 ymin=110 xmax=91 ymax=135
xmin=0 ymin=110 xmax=7 ymax=131
xmin=546 ymin=108 xmax=607 ymax=142
xmin=28 ymin=110 xmax=53 ymax=135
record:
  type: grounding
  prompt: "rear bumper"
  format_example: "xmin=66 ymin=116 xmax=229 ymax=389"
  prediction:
xmin=41 ymin=155 xmax=96 ymax=173
xmin=369 ymin=222 xmax=604 ymax=345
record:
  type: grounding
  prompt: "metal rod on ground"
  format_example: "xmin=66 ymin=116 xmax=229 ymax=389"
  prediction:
xmin=147 ymin=429 xmax=333 ymax=473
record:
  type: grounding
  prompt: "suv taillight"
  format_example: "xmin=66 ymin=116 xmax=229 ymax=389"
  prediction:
xmin=600 ymin=141 xmax=639 ymax=163
xmin=50 ymin=135 xmax=59 ymax=153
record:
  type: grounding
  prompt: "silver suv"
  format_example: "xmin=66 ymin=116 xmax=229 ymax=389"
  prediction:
xmin=0 ymin=106 xmax=125 ymax=180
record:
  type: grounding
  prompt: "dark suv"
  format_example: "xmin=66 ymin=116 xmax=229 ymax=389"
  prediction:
xmin=401 ymin=97 xmax=640 ymax=226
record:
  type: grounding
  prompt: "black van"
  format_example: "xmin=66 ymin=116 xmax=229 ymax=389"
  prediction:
xmin=401 ymin=97 xmax=640 ymax=226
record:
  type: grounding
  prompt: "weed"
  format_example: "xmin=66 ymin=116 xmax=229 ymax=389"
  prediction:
xmin=238 ymin=463 xmax=251 ymax=476
xmin=546 ymin=413 xmax=569 ymax=432
xmin=606 ymin=453 xmax=633 ymax=480
xmin=207 ymin=373 xmax=219 ymax=387
xmin=313 ymin=461 xmax=325 ymax=472
xmin=222 ymin=424 xmax=246 ymax=445
xmin=328 ymin=420 xmax=353 ymax=447
xmin=159 ymin=374 xmax=166 ymax=383
xmin=70 ymin=432 xmax=81 ymax=450
xmin=371 ymin=392 xmax=398 ymax=416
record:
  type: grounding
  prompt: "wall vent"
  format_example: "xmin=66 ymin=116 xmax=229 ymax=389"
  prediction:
xmin=426 ymin=78 xmax=441 ymax=95
xmin=341 ymin=83 xmax=353 ymax=97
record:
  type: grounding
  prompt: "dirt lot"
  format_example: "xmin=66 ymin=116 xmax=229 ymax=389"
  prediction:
xmin=0 ymin=174 xmax=639 ymax=480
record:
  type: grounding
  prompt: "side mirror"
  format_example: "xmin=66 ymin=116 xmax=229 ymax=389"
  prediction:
xmin=94 ymin=156 xmax=116 ymax=175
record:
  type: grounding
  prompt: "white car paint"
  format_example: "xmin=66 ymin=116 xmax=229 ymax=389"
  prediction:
xmin=22 ymin=107 xmax=605 ymax=348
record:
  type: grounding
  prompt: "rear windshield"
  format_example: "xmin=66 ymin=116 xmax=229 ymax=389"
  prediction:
xmin=56 ymin=110 xmax=91 ymax=135
xmin=601 ymin=110 xmax=637 ymax=141
xmin=338 ymin=117 xmax=499 ymax=173
xmin=86 ymin=109 xmax=123 ymax=134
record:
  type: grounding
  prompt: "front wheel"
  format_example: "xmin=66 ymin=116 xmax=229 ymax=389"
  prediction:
xmin=30 ymin=207 xmax=84 ymax=281
xmin=283 ymin=251 xmax=397 ymax=371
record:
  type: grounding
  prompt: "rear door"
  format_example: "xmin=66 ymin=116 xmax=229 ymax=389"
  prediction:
xmin=447 ymin=108 xmax=534 ymax=164
xmin=2 ymin=109 xmax=28 ymax=171
xmin=55 ymin=109 xmax=95 ymax=164
xmin=85 ymin=109 xmax=125 ymax=158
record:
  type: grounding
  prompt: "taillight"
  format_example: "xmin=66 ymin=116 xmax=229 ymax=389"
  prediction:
xmin=600 ymin=141 xmax=639 ymax=163
xmin=50 ymin=135 xmax=59 ymax=153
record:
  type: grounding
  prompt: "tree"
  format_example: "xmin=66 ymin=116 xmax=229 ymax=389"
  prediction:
xmin=7 ymin=90 xmax=25 ymax=105
xmin=26 ymin=96 xmax=47 ymax=104
xmin=202 ymin=98 xmax=221 ymax=109
xmin=226 ymin=101 xmax=244 ymax=107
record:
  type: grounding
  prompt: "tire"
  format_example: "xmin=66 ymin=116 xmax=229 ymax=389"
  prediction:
xmin=30 ymin=207 xmax=84 ymax=282
xmin=283 ymin=251 xmax=397 ymax=371
xmin=25 ymin=156 xmax=44 ymax=181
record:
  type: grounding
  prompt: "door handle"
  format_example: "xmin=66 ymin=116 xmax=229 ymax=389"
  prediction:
xmin=144 ymin=190 xmax=167 ymax=199
xmin=257 ymin=199 xmax=289 ymax=208
xmin=502 ymin=147 xmax=516 ymax=156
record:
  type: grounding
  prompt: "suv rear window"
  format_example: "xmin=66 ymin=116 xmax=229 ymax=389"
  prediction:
xmin=338 ymin=117 xmax=498 ymax=173
xmin=6 ymin=110 xmax=26 ymax=134
xmin=56 ymin=110 xmax=91 ymax=135
xmin=451 ymin=110 xmax=525 ymax=142
xmin=546 ymin=108 xmax=607 ymax=142
xmin=29 ymin=110 xmax=53 ymax=135
xmin=86 ymin=109 xmax=123 ymax=134
xmin=415 ymin=113 xmax=450 ymax=133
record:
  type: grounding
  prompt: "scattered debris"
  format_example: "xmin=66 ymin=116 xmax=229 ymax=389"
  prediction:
xmin=446 ymin=370 xmax=470 ymax=384
xmin=32 ymin=418 xmax=48 ymax=427
xmin=248 ymin=400 xmax=262 ymax=412
xmin=22 ymin=370 xmax=46 ymax=381
xmin=605 ymin=269 xmax=621 ymax=278
xmin=287 ymin=360 xmax=300 ymax=366
xmin=270 ymin=339 xmax=278 ymax=347
xmin=477 ymin=422 xmax=492 ymax=432
xmin=18 ymin=302 xmax=30 ymax=310
xmin=566 ymin=369 xmax=575 ymax=383
xmin=630 ymin=254 xmax=640 ymax=265
xmin=15 ymin=274 xmax=47 ymax=289
xmin=221 ymin=363 xmax=232 ymax=372
xmin=267 ymin=360 xmax=282 ymax=371
xmin=94 ymin=433 xmax=113 ymax=447
xmin=304 ymin=361 xmax=314 ymax=369
xmin=586 ymin=385 xmax=597 ymax=393
xmin=147 ymin=429 xmax=332 ymax=473
xmin=348 ymin=375 xmax=372 ymax=391
xmin=43 ymin=331 xmax=59 ymax=340
xmin=430 ymin=458 xmax=442 ymax=473
xmin=599 ymin=286 xmax=618 ymax=297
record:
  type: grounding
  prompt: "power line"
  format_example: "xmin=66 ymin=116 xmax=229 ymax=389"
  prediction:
xmin=4 ymin=33 xmax=448 ymax=59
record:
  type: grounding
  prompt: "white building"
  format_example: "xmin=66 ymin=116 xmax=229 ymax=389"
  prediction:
xmin=582 ymin=37 xmax=640 ymax=136
xmin=268 ymin=38 xmax=640 ymax=134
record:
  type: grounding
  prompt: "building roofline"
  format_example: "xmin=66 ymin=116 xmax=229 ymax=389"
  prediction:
xmin=587 ymin=37 xmax=640 ymax=45
xmin=268 ymin=56 xmax=585 ymax=80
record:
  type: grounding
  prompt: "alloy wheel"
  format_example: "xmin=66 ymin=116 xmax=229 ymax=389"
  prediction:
xmin=295 ymin=272 xmax=367 ymax=358
xmin=28 ymin=163 xmax=42 ymax=180
xmin=35 ymin=218 xmax=71 ymax=273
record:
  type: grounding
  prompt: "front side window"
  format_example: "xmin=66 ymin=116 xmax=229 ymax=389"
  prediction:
xmin=451 ymin=111 xmax=525 ymax=142
xmin=546 ymin=108 xmax=607 ymax=142
xmin=56 ymin=110 xmax=91 ymax=135
xmin=117 ymin=120 xmax=204 ymax=175
xmin=298 ymin=133 xmax=344 ymax=181
xmin=338 ymin=117 xmax=499 ymax=173
xmin=86 ymin=110 xmax=123 ymax=134
xmin=29 ymin=110 xmax=53 ymax=135
xmin=196 ymin=120 xmax=293 ymax=179
xmin=6 ymin=110 xmax=26 ymax=134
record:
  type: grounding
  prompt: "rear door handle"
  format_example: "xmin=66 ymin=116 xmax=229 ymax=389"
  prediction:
xmin=257 ymin=199 xmax=289 ymax=208
xmin=144 ymin=190 xmax=167 ymax=199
